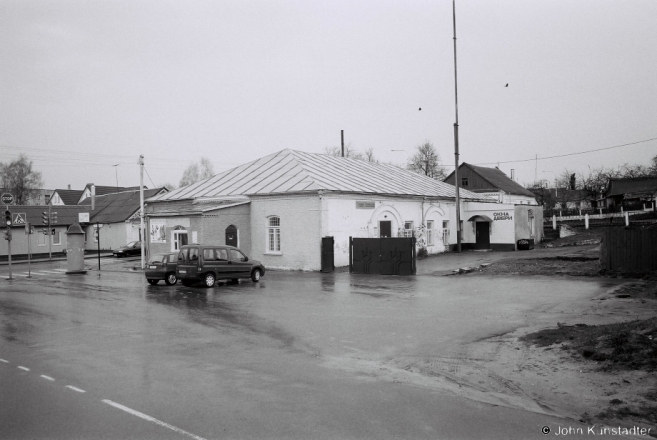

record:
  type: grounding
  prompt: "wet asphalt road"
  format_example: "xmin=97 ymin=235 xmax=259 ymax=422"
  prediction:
xmin=0 ymin=258 xmax=617 ymax=439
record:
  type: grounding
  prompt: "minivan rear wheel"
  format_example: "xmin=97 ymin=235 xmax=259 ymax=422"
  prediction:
xmin=165 ymin=273 xmax=178 ymax=285
xmin=251 ymin=269 xmax=261 ymax=282
xmin=204 ymin=273 xmax=216 ymax=288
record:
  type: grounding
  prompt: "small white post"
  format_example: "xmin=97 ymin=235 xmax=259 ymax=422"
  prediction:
xmin=585 ymin=214 xmax=589 ymax=230
xmin=599 ymin=208 xmax=602 ymax=215
xmin=624 ymin=212 xmax=629 ymax=226
xmin=552 ymin=215 xmax=557 ymax=230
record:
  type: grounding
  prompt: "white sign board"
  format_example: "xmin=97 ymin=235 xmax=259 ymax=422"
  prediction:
xmin=79 ymin=213 xmax=90 ymax=223
xmin=150 ymin=219 xmax=166 ymax=243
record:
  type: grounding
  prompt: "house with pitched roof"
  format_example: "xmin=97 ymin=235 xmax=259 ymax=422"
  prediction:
xmin=444 ymin=163 xmax=538 ymax=205
xmin=81 ymin=187 xmax=168 ymax=251
xmin=0 ymin=187 xmax=167 ymax=260
xmin=49 ymin=185 xmax=144 ymax=206
xmin=604 ymin=177 xmax=657 ymax=211
xmin=145 ymin=150 xmax=544 ymax=270
xmin=49 ymin=187 xmax=85 ymax=206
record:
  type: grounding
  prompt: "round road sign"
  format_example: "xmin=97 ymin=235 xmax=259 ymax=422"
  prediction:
xmin=1 ymin=193 xmax=14 ymax=204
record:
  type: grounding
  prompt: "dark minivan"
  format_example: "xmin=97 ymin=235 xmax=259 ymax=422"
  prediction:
xmin=176 ymin=244 xmax=265 ymax=287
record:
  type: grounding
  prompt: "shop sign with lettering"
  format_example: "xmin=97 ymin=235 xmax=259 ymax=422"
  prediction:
xmin=493 ymin=212 xmax=513 ymax=221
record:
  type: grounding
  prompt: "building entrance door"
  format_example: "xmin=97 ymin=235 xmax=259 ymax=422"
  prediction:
xmin=475 ymin=222 xmax=490 ymax=249
xmin=379 ymin=221 xmax=392 ymax=238
xmin=225 ymin=225 xmax=237 ymax=247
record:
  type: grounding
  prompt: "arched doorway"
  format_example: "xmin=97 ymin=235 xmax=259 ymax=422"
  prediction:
xmin=225 ymin=225 xmax=238 ymax=247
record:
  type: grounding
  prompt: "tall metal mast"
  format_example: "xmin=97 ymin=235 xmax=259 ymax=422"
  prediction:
xmin=452 ymin=0 xmax=462 ymax=252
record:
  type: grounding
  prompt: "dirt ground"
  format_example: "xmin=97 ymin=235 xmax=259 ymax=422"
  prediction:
xmin=446 ymin=231 xmax=657 ymax=433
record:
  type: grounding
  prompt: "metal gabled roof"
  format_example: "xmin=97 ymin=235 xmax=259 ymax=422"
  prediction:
xmin=149 ymin=149 xmax=487 ymax=202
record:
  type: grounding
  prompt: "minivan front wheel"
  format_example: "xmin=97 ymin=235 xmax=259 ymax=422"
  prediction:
xmin=204 ymin=273 xmax=216 ymax=288
xmin=251 ymin=269 xmax=261 ymax=282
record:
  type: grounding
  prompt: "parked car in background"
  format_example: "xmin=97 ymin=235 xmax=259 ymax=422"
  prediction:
xmin=176 ymin=244 xmax=265 ymax=287
xmin=113 ymin=241 xmax=141 ymax=258
xmin=145 ymin=252 xmax=179 ymax=285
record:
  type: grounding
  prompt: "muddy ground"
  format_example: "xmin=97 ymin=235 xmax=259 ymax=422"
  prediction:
xmin=451 ymin=230 xmax=657 ymax=432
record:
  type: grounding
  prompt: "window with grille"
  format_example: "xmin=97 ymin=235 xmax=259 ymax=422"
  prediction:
xmin=267 ymin=216 xmax=281 ymax=253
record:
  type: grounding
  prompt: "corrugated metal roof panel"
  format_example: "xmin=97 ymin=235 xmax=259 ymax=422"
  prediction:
xmin=149 ymin=149 xmax=487 ymax=201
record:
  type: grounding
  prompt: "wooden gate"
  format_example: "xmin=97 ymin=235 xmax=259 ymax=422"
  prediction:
xmin=601 ymin=228 xmax=657 ymax=273
xmin=349 ymin=237 xmax=416 ymax=275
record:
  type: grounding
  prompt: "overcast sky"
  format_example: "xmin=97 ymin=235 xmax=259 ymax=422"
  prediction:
xmin=1 ymin=0 xmax=656 ymax=191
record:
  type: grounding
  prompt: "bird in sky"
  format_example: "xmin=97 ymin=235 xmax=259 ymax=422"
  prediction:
xmin=505 ymin=83 xmax=508 ymax=87
xmin=419 ymin=107 xmax=422 ymax=111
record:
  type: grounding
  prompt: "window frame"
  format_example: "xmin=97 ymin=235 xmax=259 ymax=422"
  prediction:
xmin=266 ymin=216 xmax=282 ymax=254
xmin=52 ymin=230 xmax=61 ymax=246
xmin=403 ymin=221 xmax=414 ymax=238
xmin=172 ymin=230 xmax=188 ymax=252
xmin=426 ymin=220 xmax=434 ymax=246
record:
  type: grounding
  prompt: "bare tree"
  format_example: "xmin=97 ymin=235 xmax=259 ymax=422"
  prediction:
xmin=407 ymin=141 xmax=446 ymax=179
xmin=363 ymin=148 xmax=377 ymax=163
xmin=324 ymin=143 xmax=364 ymax=160
xmin=179 ymin=163 xmax=199 ymax=187
xmin=199 ymin=157 xmax=214 ymax=180
xmin=179 ymin=157 xmax=215 ymax=187
xmin=0 ymin=154 xmax=43 ymax=205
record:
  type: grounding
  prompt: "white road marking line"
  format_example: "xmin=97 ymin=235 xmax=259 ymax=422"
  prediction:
xmin=17 ymin=366 xmax=30 ymax=371
xmin=66 ymin=385 xmax=86 ymax=393
xmin=40 ymin=375 xmax=55 ymax=381
xmin=0 ymin=359 xmax=9 ymax=363
xmin=40 ymin=270 xmax=65 ymax=274
xmin=102 ymin=400 xmax=208 ymax=440
xmin=12 ymin=273 xmax=29 ymax=277
xmin=28 ymin=272 xmax=51 ymax=276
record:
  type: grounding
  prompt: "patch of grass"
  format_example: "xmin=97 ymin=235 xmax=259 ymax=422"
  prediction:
xmin=521 ymin=318 xmax=657 ymax=371
xmin=598 ymin=403 xmax=657 ymax=424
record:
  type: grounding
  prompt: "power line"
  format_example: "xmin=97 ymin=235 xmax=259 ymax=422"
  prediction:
xmin=473 ymin=137 xmax=657 ymax=166
xmin=143 ymin=166 xmax=156 ymax=188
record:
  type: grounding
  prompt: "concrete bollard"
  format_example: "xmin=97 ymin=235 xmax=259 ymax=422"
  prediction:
xmin=585 ymin=214 xmax=589 ymax=230
xmin=625 ymin=212 xmax=629 ymax=226
xmin=552 ymin=215 xmax=557 ymax=230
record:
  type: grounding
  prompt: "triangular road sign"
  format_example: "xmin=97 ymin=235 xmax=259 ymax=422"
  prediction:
xmin=12 ymin=213 xmax=26 ymax=225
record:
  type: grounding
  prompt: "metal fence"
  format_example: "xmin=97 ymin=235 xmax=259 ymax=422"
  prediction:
xmin=601 ymin=228 xmax=657 ymax=273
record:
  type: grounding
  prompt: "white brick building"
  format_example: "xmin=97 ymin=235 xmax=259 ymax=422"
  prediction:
xmin=144 ymin=150 xmax=542 ymax=270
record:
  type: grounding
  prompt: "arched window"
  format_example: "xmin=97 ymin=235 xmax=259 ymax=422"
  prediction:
xmin=267 ymin=216 xmax=281 ymax=253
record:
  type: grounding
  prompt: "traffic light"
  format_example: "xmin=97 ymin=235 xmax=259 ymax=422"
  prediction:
xmin=3 ymin=229 xmax=11 ymax=240
xmin=4 ymin=210 xmax=11 ymax=227
xmin=51 ymin=228 xmax=56 ymax=236
xmin=42 ymin=211 xmax=49 ymax=225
